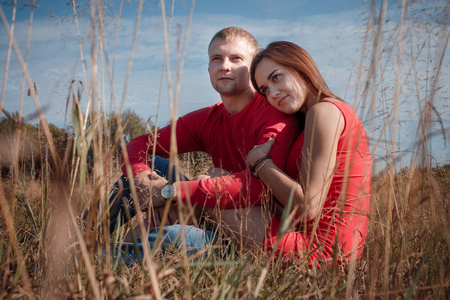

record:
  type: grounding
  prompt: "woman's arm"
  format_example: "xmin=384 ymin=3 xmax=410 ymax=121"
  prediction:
xmin=247 ymin=101 xmax=344 ymax=219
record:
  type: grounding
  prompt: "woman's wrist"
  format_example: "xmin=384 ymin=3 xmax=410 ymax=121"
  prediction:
xmin=249 ymin=154 xmax=272 ymax=171
xmin=252 ymin=158 xmax=272 ymax=178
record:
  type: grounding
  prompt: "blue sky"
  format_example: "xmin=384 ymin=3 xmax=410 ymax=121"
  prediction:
xmin=1 ymin=0 xmax=449 ymax=168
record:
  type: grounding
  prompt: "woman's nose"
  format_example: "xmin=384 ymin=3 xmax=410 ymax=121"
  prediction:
xmin=270 ymin=89 xmax=280 ymax=99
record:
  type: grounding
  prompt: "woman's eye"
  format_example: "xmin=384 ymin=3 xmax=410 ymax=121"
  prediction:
xmin=261 ymin=87 xmax=269 ymax=95
xmin=272 ymin=74 xmax=280 ymax=82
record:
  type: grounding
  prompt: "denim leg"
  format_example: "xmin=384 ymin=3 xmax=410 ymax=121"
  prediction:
xmin=106 ymin=155 xmax=220 ymax=262
xmin=81 ymin=174 xmax=134 ymax=233
xmin=108 ymin=174 xmax=135 ymax=233
xmin=149 ymin=225 xmax=216 ymax=255
xmin=113 ymin=225 xmax=217 ymax=264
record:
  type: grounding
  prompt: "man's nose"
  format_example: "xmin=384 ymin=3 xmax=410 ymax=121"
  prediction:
xmin=220 ymin=58 xmax=231 ymax=71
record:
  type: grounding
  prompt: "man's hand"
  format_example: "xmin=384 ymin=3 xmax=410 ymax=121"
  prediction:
xmin=193 ymin=168 xmax=230 ymax=180
xmin=134 ymin=170 xmax=168 ymax=210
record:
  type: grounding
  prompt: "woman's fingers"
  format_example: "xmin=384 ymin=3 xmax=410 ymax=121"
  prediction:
xmin=265 ymin=135 xmax=276 ymax=148
xmin=246 ymin=135 xmax=276 ymax=166
xmin=257 ymin=135 xmax=276 ymax=153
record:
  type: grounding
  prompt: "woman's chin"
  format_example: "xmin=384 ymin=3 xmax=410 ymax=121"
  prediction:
xmin=279 ymin=106 xmax=298 ymax=115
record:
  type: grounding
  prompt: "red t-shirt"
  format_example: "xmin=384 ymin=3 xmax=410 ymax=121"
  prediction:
xmin=265 ymin=100 xmax=371 ymax=264
xmin=121 ymin=93 xmax=300 ymax=208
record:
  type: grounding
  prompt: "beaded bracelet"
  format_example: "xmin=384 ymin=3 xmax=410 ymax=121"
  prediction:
xmin=250 ymin=154 xmax=272 ymax=171
xmin=253 ymin=158 xmax=272 ymax=178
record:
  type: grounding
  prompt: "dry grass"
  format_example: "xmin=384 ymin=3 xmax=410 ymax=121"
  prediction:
xmin=1 ymin=0 xmax=449 ymax=299
xmin=0 ymin=163 xmax=449 ymax=298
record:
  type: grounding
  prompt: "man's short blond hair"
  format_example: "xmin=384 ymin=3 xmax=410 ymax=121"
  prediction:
xmin=208 ymin=27 xmax=259 ymax=54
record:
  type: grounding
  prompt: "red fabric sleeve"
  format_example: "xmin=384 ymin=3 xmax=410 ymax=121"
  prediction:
xmin=176 ymin=171 xmax=266 ymax=209
xmin=120 ymin=108 xmax=208 ymax=177
xmin=120 ymin=126 xmax=171 ymax=177
xmin=177 ymin=106 xmax=300 ymax=208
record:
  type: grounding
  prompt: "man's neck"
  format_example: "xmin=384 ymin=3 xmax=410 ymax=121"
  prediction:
xmin=220 ymin=90 xmax=255 ymax=115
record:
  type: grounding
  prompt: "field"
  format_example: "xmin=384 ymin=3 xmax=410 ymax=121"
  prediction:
xmin=1 ymin=0 xmax=449 ymax=299
xmin=0 ymin=156 xmax=449 ymax=299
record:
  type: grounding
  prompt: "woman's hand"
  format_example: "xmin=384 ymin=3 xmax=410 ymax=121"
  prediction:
xmin=246 ymin=135 xmax=275 ymax=167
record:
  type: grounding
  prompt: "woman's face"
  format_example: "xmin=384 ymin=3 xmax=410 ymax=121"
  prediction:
xmin=254 ymin=58 xmax=311 ymax=115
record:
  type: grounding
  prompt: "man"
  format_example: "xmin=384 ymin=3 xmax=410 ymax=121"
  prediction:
xmin=106 ymin=27 xmax=300 ymax=254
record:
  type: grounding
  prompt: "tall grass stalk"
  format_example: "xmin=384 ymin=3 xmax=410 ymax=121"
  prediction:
xmin=0 ymin=0 xmax=448 ymax=299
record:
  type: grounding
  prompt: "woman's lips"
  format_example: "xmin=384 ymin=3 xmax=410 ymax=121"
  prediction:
xmin=278 ymin=95 xmax=287 ymax=107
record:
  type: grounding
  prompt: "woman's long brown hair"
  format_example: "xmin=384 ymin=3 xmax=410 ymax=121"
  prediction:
xmin=250 ymin=41 xmax=343 ymax=103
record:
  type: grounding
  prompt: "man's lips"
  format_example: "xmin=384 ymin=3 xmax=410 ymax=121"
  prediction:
xmin=218 ymin=76 xmax=233 ymax=81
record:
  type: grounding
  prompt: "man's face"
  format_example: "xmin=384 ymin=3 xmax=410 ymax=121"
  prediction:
xmin=208 ymin=38 xmax=255 ymax=96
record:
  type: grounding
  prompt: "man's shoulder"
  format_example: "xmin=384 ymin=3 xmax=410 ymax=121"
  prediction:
xmin=177 ymin=102 xmax=225 ymax=130
xmin=181 ymin=102 xmax=224 ymax=118
xmin=250 ymin=93 xmax=268 ymax=107
xmin=250 ymin=93 xmax=294 ymax=119
xmin=174 ymin=102 xmax=225 ymax=139
xmin=250 ymin=94 xmax=279 ymax=111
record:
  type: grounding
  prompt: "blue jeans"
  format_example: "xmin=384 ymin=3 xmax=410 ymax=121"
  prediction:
xmin=112 ymin=225 xmax=217 ymax=264
xmin=106 ymin=155 xmax=214 ymax=260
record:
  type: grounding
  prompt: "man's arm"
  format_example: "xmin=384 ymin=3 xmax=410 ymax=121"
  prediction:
xmin=120 ymin=127 xmax=170 ymax=178
xmin=176 ymin=109 xmax=300 ymax=209
xmin=120 ymin=108 xmax=208 ymax=178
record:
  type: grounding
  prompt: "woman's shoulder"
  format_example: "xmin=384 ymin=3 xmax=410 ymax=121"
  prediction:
xmin=306 ymin=100 xmax=345 ymax=134
xmin=307 ymin=99 xmax=343 ymax=118
xmin=320 ymin=98 xmax=356 ymax=113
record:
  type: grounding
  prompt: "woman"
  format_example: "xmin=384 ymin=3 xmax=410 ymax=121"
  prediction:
xmin=247 ymin=41 xmax=371 ymax=266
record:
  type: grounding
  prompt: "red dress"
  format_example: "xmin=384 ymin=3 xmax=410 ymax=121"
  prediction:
xmin=264 ymin=100 xmax=371 ymax=266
